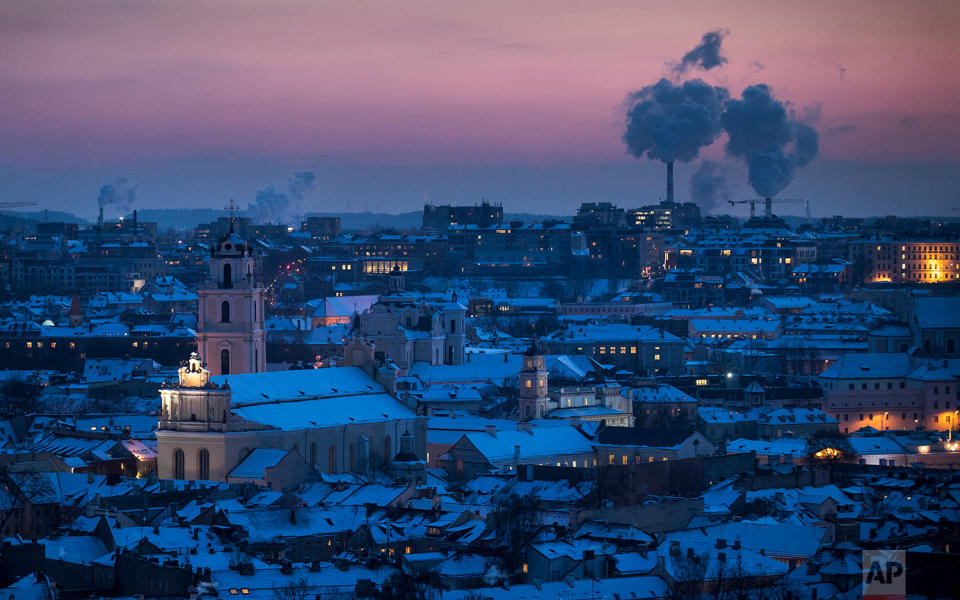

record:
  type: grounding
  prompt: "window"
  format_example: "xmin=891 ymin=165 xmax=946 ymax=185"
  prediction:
xmin=222 ymin=263 xmax=232 ymax=288
xmin=309 ymin=443 xmax=317 ymax=466
xmin=197 ymin=449 xmax=210 ymax=480
xmin=384 ymin=436 xmax=392 ymax=461
xmin=220 ymin=349 xmax=230 ymax=375
xmin=328 ymin=445 xmax=337 ymax=473
xmin=173 ymin=448 xmax=185 ymax=479
xmin=221 ymin=300 xmax=230 ymax=323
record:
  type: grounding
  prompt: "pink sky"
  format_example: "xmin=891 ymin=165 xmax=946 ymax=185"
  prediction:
xmin=2 ymin=0 xmax=959 ymax=168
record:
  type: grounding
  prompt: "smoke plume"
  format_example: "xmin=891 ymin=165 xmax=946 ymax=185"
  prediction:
xmin=690 ymin=160 xmax=734 ymax=213
xmin=97 ymin=178 xmax=138 ymax=217
xmin=245 ymin=170 xmax=317 ymax=225
xmin=675 ymin=30 xmax=728 ymax=74
xmin=720 ymin=84 xmax=819 ymax=198
xmin=623 ymin=78 xmax=728 ymax=164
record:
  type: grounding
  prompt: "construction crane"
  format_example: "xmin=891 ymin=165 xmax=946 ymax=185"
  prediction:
xmin=0 ymin=202 xmax=39 ymax=209
xmin=728 ymin=197 xmax=806 ymax=219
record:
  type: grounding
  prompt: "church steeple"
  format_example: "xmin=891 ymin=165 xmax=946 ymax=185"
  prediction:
xmin=519 ymin=340 xmax=549 ymax=421
xmin=197 ymin=202 xmax=266 ymax=376
xmin=388 ymin=262 xmax=405 ymax=293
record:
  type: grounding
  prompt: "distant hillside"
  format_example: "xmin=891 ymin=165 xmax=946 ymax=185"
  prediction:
xmin=0 ymin=209 xmax=88 ymax=231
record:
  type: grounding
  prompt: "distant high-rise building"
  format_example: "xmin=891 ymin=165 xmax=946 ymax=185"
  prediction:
xmin=197 ymin=219 xmax=266 ymax=376
xmin=422 ymin=200 xmax=503 ymax=231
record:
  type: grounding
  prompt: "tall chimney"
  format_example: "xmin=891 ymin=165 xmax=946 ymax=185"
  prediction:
xmin=98 ymin=206 xmax=104 ymax=227
xmin=666 ymin=161 xmax=675 ymax=205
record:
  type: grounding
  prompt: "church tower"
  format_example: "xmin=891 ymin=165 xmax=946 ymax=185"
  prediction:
xmin=197 ymin=215 xmax=266 ymax=376
xmin=518 ymin=342 xmax=550 ymax=421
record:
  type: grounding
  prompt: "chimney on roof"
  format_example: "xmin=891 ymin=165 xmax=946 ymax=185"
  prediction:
xmin=513 ymin=444 xmax=521 ymax=465
xmin=485 ymin=425 xmax=497 ymax=438
xmin=666 ymin=161 xmax=675 ymax=205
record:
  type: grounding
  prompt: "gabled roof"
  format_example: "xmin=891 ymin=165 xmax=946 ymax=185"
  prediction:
xmin=455 ymin=426 xmax=595 ymax=463
xmin=228 ymin=448 xmax=290 ymax=480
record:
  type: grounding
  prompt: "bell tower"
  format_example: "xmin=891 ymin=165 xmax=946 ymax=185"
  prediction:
xmin=518 ymin=342 xmax=550 ymax=421
xmin=197 ymin=206 xmax=266 ymax=376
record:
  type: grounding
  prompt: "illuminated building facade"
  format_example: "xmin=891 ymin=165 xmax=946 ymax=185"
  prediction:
xmin=818 ymin=354 xmax=958 ymax=434
xmin=853 ymin=240 xmax=960 ymax=283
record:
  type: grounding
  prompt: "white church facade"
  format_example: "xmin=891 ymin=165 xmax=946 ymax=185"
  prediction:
xmin=156 ymin=354 xmax=425 ymax=482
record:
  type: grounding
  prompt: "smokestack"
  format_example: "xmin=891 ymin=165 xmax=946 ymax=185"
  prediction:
xmin=764 ymin=197 xmax=772 ymax=218
xmin=98 ymin=206 xmax=103 ymax=227
xmin=666 ymin=161 xmax=675 ymax=205
xmin=133 ymin=209 xmax=138 ymax=228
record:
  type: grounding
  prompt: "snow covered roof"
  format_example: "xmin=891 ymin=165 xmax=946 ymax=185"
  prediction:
xmin=818 ymin=353 xmax=914 ymax=379
xmin=914 ymin=296 xmax=960 ymax=328
xmin=228 ymin=448 xmax=290 ymax=479
xmin=458 ymin=425 xmax=595 ymax=463
xmin=214 ymin=367 xmax=383 ymax=403
xmin=214 ymin=368 xmax=415 ymax=430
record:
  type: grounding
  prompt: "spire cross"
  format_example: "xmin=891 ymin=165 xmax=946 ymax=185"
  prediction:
xmin=224 ymin=199 xmax=239 ymax=223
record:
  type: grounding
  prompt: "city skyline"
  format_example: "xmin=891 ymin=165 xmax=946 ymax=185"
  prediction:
xmin=2 ymin=1 xmax=959 ymax=218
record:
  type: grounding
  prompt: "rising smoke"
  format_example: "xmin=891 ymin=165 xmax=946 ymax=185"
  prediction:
xmin=245 ymin=171 xmax=317 ymax=225
xmin=97 ymin=178 xmax=138 ymax=218
xmin=721 ymin=84 xmax=819 ymax=198
xmin=674 ymin=30 xmax=729 ymax=74
xmin=690 ymin=160 xmax=735 ymax=213
xmin=623 ymin=78 xmax=729 ymax=164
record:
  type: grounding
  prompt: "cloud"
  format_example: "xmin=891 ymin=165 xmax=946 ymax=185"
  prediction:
xmin=828 ymin=124 xmax=857 ymax=135
xmin=96 ymin=178 xmax=138 ymax=217
xmin=623 ymin=78 xmax=728 ymax=164
xmin=690 ymin=160 xmax=735 ymax=213
xmin=245 ymin=170 xmax=316 ymax=225
xmin=674 ymin=29 xmax=729 ymax=74
xmin=721 ymin=84 xmax=820 ymax=197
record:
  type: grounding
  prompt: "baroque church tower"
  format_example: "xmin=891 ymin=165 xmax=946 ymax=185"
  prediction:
xmin=519 ymin=342 xmax=550 ymax=421
xmin=197 ymin=215 xmax=266 ymax=376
